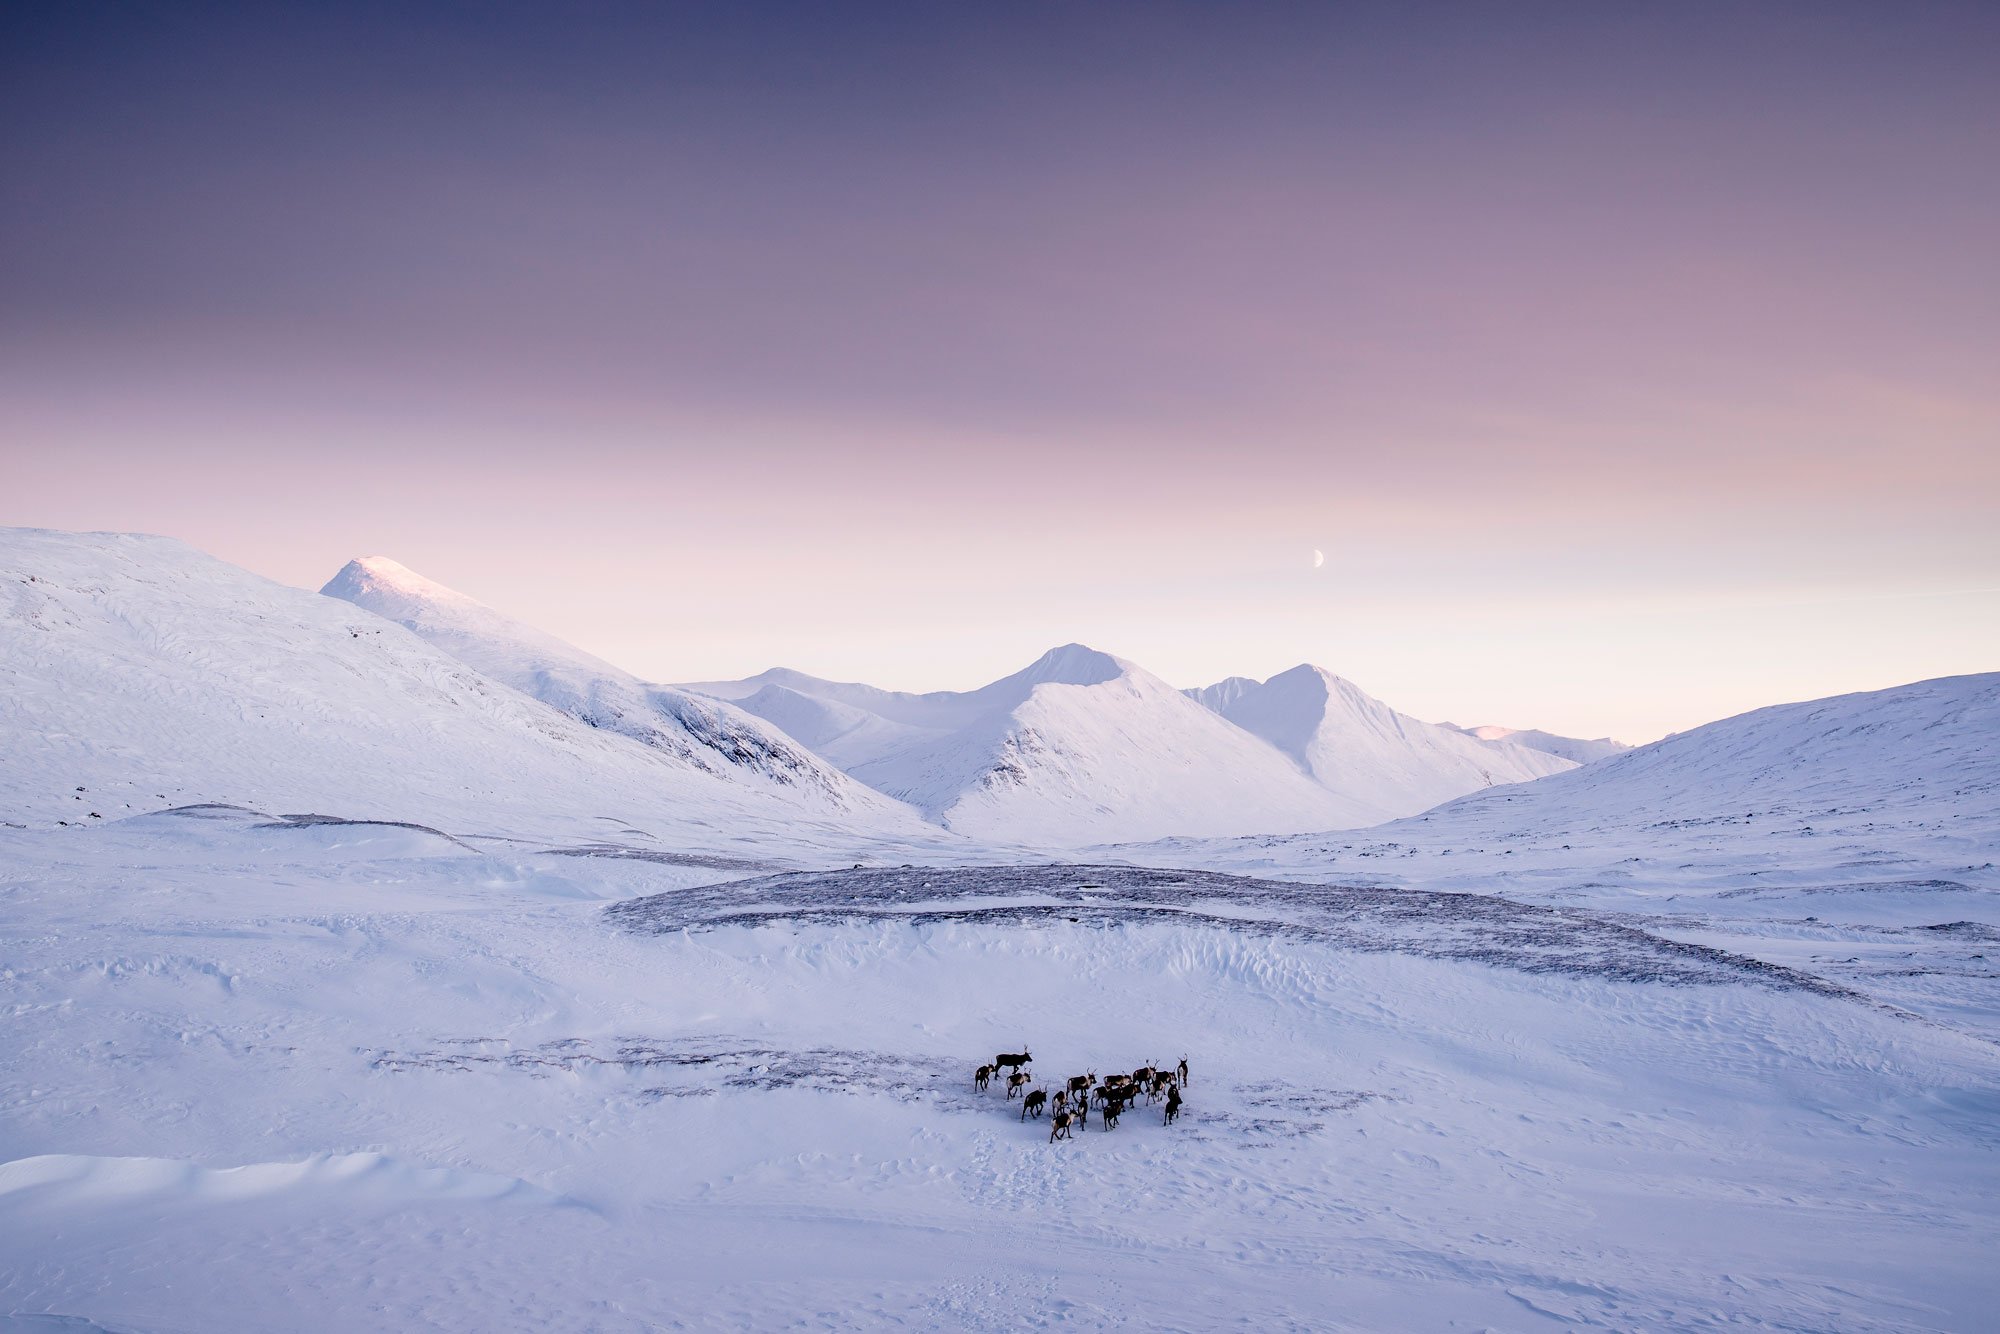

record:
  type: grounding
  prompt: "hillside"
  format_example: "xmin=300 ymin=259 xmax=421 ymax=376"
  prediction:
xmin=322 ymin=556 xmax=903 ymax=817
xmin=0 ymin=529 xmax=940 ymax=855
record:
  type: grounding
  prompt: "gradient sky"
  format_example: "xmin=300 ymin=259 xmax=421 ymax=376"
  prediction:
xmin=5 ymin=1 xmax=1997 ymax=742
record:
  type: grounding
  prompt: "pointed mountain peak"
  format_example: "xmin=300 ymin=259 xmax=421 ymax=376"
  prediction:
xmin=322 ymin=556 xmax=480 ymax=609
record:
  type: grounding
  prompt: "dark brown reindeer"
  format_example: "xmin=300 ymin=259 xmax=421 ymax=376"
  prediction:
xmin=1049 ymin=1110 xmax=1077 ymax=1142
xmin=993 ymin=1049 xmax=1032 ymax=1075
xmin=1148 ymin=1071 xmax=1174 ymax=1102
xmin=1021 ymin=1088 xmax=1048 ymax=1120
xmin=1164 ymin=1083 xmax=1183 ymax=1125
xmin=1066 ymin=1072 xmax=1095 ymax=1101
xmin=1099 ymin=1097 xmax=1124 ymax=1130
xmin=1050 ymin=1089 xmax=1068 ymax=1115
xmin=1006 ymin=1070 xmax=1032 ymax=1099
xmin=973 ymin=1064 xmax=994 ymax=1092
xmin=1176 ymin=1056 xmax=1189 ymax=1085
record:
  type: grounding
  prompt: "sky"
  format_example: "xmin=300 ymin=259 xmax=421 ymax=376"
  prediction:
xmin=4 ymin=1 xmax=1996 ymax=743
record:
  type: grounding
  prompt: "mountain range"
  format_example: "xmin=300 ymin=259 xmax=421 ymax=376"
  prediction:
xmin=685 ymin=656 xmax=1577 ymax=843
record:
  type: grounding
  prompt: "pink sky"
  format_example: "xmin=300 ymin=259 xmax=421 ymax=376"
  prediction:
xmin=5 ymin=3 xmax=1996 ymax=741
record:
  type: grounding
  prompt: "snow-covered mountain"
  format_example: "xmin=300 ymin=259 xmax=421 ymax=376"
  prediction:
xmin=1444 ymin=722 xmax=1630 ymax=766
xmin=1418 ymin=671 xmax=2000 ymax=841
xmin=0 ymin=529 xmax=938 ymax=852
xmin=1183 ymin=665 xmax=1576 ymax=815
xmin=690 ymin=646 xmax=1383 ymax=844
xmin=1131 ymin=671 xmax=2000 ymax=908
xmin=321 ymin=556 xmax=898 ymax=816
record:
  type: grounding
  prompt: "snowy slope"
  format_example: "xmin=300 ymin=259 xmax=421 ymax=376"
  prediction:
xmin=321 ymin=556 xmax=904 ymax=817
xmin=694 ymin=646 xmax=1379 ymax=844
xmin=1446 ymin=721 xmax=1630 ymax=765
xmin=682 ymin=669 xmax=960 ymax=773
xmin=0 ymin=528 xmax=940 ymax=854
xmin=1186 ymin=665 xmax=1576 ymax=816
xmin=1417 ymin=671 xmax=2000 ymax=840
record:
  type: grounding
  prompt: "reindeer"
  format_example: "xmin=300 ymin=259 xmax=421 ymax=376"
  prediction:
xmin=1051 ymin=1089 xmax=1068 ymax=1115
xmin=1149 ymin=1071 xmax=1174 ymax=1102
xmin=1006 ymin=1070 xmax=1032 ymax=1099
xmin=1049 ymin=1110 xmax=1077 ymax=1142
xmin=974 ymin=1063 xmax=994 ymax=1092
xmin=1097 ymin=1082 xmax=1136 ymax=1117
xmin=1164 ymin=1083 xmax=1183 ymax=1125
xmin=1021 ymin=1088 xmax=1048 ymax=1120
xmin=1132 ymin=1064 xmax=1156 ymax=1091
xmin=1066 ymin=1072 xmax=1095 ymax=1101
xmin=1176 ymin=1056 xmax=1189 ymax=1085
xmin=993 ymin=1049 xmax=1032 ymax=1076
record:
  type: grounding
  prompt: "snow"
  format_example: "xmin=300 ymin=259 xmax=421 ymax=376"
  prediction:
xmin=2 ymin=815 xmax=1995 ymax=1330
xmin=1188 ymin=664 xmax=1577 ymax=818
xmin=690 ymin=646 xmax=1375 ymax=844
xmin=321 ymin=555 xmax=901 ymax=816
xmin=689 ymin=649 xmax=1577 ymax=846
xmin=1445 ymin=723 xmax=1632 ymax=766
xmin=4 ymin=526 xmax=1998 ymax=1330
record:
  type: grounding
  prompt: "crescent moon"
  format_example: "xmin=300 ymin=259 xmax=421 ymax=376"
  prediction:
xmin=1312 ymin=549 xmax=1325 ymax=568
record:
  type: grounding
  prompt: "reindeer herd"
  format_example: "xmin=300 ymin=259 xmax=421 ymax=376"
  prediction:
xmin=973 ymin=1049 xmax=1188 ymax=1142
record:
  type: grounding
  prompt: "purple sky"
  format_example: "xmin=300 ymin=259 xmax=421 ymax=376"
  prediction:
xmin=5 ymin=2 xmax=1996 ymax=741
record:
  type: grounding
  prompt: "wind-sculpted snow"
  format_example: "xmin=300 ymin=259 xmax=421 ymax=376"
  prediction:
xmin=606 ymin=864 xmax=1858 ymax=994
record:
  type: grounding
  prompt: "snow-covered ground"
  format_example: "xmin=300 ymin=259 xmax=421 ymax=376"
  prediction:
xmin=3 ymin=808 xmax=1996 ymax=1330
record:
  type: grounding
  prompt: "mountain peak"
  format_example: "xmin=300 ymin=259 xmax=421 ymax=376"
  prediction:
xmin=322 ymin=556 xmax=476 ymax=608
xmin=1013 ymin=643 xmax=1131 ymax=687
